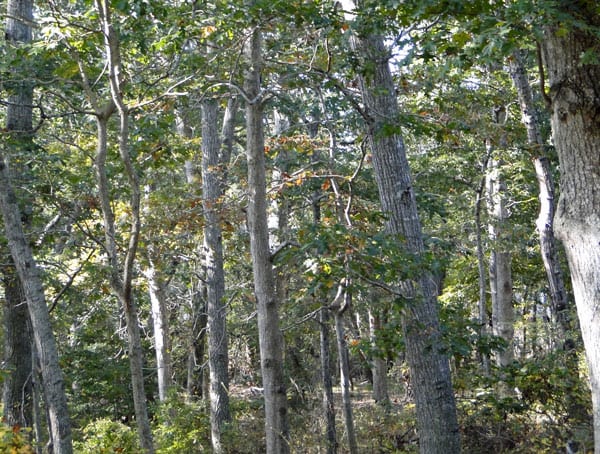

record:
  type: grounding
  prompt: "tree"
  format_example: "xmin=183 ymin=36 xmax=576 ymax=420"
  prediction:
xmin=201 ymin=93 xmax=235 ymax=452
xmin=2 ymin=0 xmax=34 ymax=430
xmin=93 ymin=0 xmax=153 ymax=450
xmin=243 ymin=10 xmax=290 ymax=453
xmin=345 ymin=4 xmax=461 ymax=452
xmin=508 ymin=49 xmax=570 ymax=341
xmin=541 ymin=4 xmax=600 ymax=450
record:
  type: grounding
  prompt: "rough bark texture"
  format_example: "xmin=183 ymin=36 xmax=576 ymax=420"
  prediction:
xmin=508 ymin=51 xmax=570 ymax=338
xmin=1 ymin=0 xmax=73 ymax=451
xmin=1 ymin=266 xmax=32 ymax=427
xmin=542 ymin=6 xmax=600 ymax=450
xmin=2 ymin=0 xmax=34 ymax=430
xmin=353 ymin=31 xmax=460 ymax=454
xmin=0 ymin=160 xmax=73 ymax=453
xmin=201 ymin=97 xmax=231 ymax=452
xmin=244 ymin=24 xmax=290 ymax=454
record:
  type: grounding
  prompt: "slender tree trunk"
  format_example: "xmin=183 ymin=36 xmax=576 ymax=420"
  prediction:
xmin=332 ymin=287 xmax=358 ymax=454
xmin=369 ymin=309 xmax=389 ymax=405
xmin=319 ymin=307 xmax=337 ymax=453
xmin=542 ymin=8 xmax=600 ymax=450
xmin=508 ymin=50 xmax=570 ymax=339
xmin=144 ymin=259 xmax=172 ymax=401
xmin=201 ymin=96 xmax=231 ymax=452
xmin=485 ymin=141 xmax=514 ymax=368
xmin=244 ymin=19 xmax=290 ymax=454
xmin=350 ymin=20 xmax=460 ymax=454
xmin=95 ymin=3 xmax=153 ymax=447
xmin=475 ymin=155 xmax=491 ymax=374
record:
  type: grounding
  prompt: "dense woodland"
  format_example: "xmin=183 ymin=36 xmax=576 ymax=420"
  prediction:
xmin=1 ymin=0 xmax=600 ymax=453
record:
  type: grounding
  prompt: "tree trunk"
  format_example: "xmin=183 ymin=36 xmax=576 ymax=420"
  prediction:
xmin=201 ymin=96 xmax=231 ymax=452
xmin=2 ymin=0 xmax=35 ymax=432
xmin=0 ymin=0 xmax=72 ymax=451
xmin=368 ymin=309 xmax=389 ymax=405
xmin=144 ymin=259 xmax=172 ymax=402
xmin=542 ymin=8 xmax=600 ymax=450
xmin=95 ymin=2 xmax=153 ymax=447
xmin=0 ymin=157 xmax=73 ymax=454
xmin=333 ymin=287 xmax=358 ymax=454
xmin=351 ymin=22 xmax=460 ymax=454
xmin=475 ymin=154 xmax=491 ymax=374
xmin=508 ymin=50 xmax=570 ymax=340
xmin=244 ymin=19 xmax=290 ymax=454
xmin=1 ymin=266 xmax=32 ymax=428
xmin=485 ymin=144 xmax=514 ymax=368
xmin=319 ymin=307 xmax=337 ymax=454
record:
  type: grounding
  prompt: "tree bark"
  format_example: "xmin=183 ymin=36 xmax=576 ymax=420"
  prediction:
xmin=2 ymin=0 xmax=35 ymax=432
xmin=144 ymin=258 xmax=172 ymax=402
xmin=485 ymin=141 xmax=514 ymax=368
xmin=351 ymin=27 xmax=460 ymax=454
xmin=542 ymin=7 xmax=600 ymax=450
xmin=319 ymin=307 xmax=337 ymax=454
xmin=508 ymin=50 xmax=570 ymax=340
xmin=333 ymin=287 xmax=358 ymax=454
xmin=201 ymin=96 xmax=231 ymax=452
xmin=0 ymin=156 xmax=73 ymax=454
xmin=244 ymin=20 xmax=290 ymax=454
xmin=368 ymin=309 xmax=389 ymax=405
xmin=95 ymin=2 xmax=153 ymax=449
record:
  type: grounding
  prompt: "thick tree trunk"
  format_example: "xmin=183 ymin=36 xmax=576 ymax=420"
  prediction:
xmin=1 ymin=267 xmax=32 ymax=428
xmin=485 ymin=146 xmax=514 ymax=368
xmin=201 ymin=96 xmax=231 ymax=452
xmin=508 ymin=51 xmax=570 ymax=339
xmin=244 ymin=22 xmax=290 ymax=454
xmin=351 ymin=26 xmax=460 ymax=454
xmin=2 ymin=0 xmax=34 ymax=432
xmin=542 ymin=8 xmax=600 ymax=450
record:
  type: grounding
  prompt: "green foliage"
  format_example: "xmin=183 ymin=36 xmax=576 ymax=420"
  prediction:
xmin=0 ymin=423 xmax=34 ymax=454
xmin=74 ymin=418 xmax=142 ymax=454
xmin=152 ymin=395 xmax=210 ymax=453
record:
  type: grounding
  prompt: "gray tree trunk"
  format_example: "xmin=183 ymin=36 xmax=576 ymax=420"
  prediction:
xmin=144 ymin=258 xmax=172 ymax=402
xmin=244 ymin=20 xmax=290 ymax=454
xmin=351 ymin=27 xmax=460 ymax=454
xmin=1 ymin=0 xmax=73 ymax=451
xmin=201 ymin=96 xmax=231 ymax=452
xmin=95 ymin=2 xmax=153 ymax=449
xmin=542 ymin=8 xmax=600 ymax=450
xmin=2 ymin=0 xmax=34 ymax=432
xmin=485 ymin=142 xmax=514 ymax=368
xmin=0 ymin=153 xmax=73 ymax=454
xmin=508 ymin=50 xmax=570 ymax=339
xmin=319 ymin=307 xmax=337 ymax=453
xmin=368 ymin=309 xmax=389 ymax=405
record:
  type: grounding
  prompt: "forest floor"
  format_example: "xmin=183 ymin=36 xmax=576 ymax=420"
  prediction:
xmin=225 ymin=381 xmax=593 ymax=453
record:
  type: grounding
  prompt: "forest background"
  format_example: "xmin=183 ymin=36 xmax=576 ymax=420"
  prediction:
xmin=1 ymin=0 xmax=599 ymax=453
